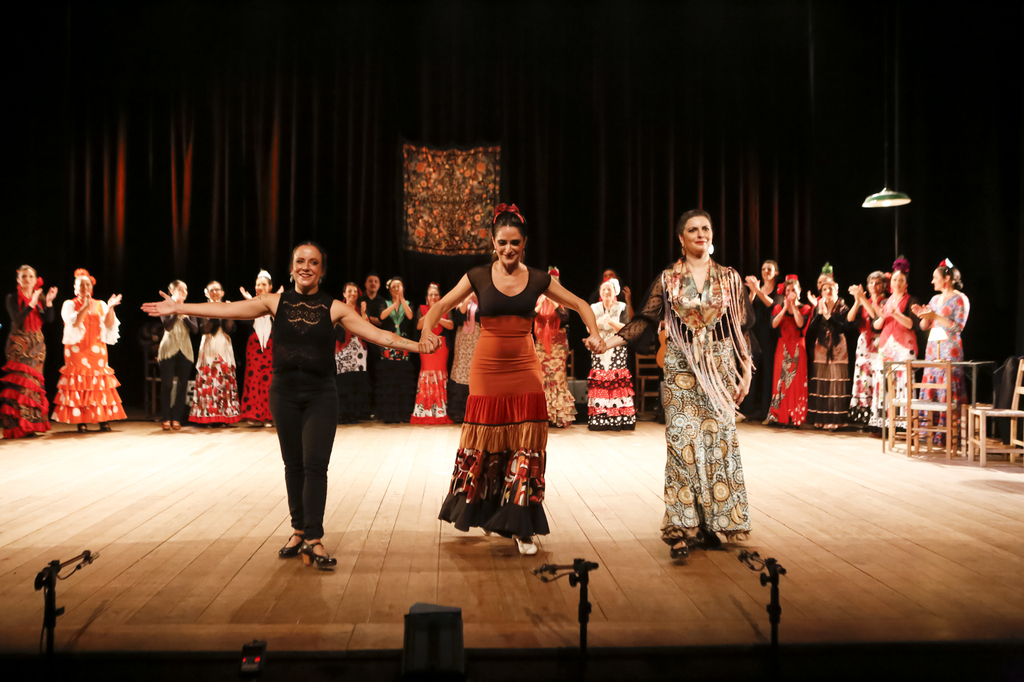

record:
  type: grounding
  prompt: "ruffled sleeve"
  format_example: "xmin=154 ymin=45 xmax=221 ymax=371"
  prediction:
xmin=100 ymin=302 xmax=121 ymax=345
xmin=615 ymin=274 xmax=664 ymax=354
xmin=61 ymin=299 xmax=86 ymax=345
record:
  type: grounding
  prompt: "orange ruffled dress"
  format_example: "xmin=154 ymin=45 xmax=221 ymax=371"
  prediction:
xmin=52 ymin=299 xmax=125 ymax=424
xmin=438 ymin=265 xmax=552 ymax=538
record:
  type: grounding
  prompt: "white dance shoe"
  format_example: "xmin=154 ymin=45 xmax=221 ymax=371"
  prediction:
xmin=514 ymin=535 xmax=537 ymax=555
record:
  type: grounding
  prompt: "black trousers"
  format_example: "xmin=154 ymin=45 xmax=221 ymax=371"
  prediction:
xmin=159 ymin=352 xmax=193 ymax=422
xmin=269 ymin=371 xmax=338 ymax=539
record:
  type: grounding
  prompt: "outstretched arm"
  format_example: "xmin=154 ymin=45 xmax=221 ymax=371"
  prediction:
xmin=419 ymin=275 xmax=474 ymax=341
xmin=338 ymin=300 xmax=438 ymax=354
xmin=542 ymin=277 xmax=603 ymax=352
xmin=143 ymin=291 xmax=277 ymax=320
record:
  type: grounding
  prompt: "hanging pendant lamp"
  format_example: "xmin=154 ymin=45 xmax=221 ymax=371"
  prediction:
xmin=863 ymin=8 xmax=911 ymax=212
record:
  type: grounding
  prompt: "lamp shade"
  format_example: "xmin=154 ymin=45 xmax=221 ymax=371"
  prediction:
xmin=862 ymin=187 xmax=911 ymax=208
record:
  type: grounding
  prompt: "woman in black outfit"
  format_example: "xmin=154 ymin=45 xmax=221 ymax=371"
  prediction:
xmin=743 ymin=260 xmax=781 ymax=421
xmin=144 ymin=243 xmax=439 ymax=568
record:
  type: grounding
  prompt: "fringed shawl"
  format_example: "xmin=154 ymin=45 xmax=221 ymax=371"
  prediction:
xmin=661 ymin=258 xmax=753 ymax=420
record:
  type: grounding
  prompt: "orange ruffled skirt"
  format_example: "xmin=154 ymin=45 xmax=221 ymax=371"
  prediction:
xmin=438 ymin=316 xmax=550 ymax=537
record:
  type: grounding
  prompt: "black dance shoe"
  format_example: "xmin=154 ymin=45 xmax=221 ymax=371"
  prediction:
xmin=77 ymin=424 xmax=88 ymax=433
xmin=670 ymin=540 xmax=689 ymax=560
xmin=301 ymin=541 xmax=337 ymax=570
xmin=699 ymin=528 xmax=722 ymax=550
xmin=278 ymin=532 xmax=305 ymax=558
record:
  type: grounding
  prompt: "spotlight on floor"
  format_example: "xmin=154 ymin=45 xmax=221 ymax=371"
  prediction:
xmin=402 ymin=603 xmax=464 ymax=682
xmin=240 ymin=639 xmax=266 ymax=677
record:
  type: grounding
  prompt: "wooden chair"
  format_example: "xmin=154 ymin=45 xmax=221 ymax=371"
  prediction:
xmin=634 ymin=354 xmax=661 ymax=414
xmin=137 ymin=321 xmax=164 ymax=418
xmin=882 ymin=362 xmax=909 ymax=453
xmin=967 ymin=358 xmax=1024 ymax=466
xmin=904 ymin=360 xmax=954 ymax=459
xmin=567 ymin=349 xmax=576 ymax=380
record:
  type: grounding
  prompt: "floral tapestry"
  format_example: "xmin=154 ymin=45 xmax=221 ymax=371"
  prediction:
xmin=402 ymin=144 xmax=501 ymax=256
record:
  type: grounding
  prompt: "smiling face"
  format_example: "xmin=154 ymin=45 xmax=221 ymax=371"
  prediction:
xmin=206 ymin=281 xmax=224 ymax=302
xmin=600 ymin=281 xmax=617 ymax=307
xmin=344 ymin=284 xmax=360 ymax=305
xmin=16 ymin=267 xmax=36 ymax=293
xmin=291 ymin=245 xmax=323 ymax=291
xmin=171 ymin=283 xmax=188 ymax=303
xmin=890 ymin=270 xmax=908 ymax=295
xmin=678 ymin=215 xmax=712 ymax=257
xmin=817 ymin=273 xmax=832 ymax=291
xmin=426 ymin=287 xmax=441 ymax=306
xmin=255 ymin=278 xmax=272 ymax=296
xmin=492 ymin=225 xmax=526 ymax=268
xmin=76 ymin=277 xmax=93 ymax=298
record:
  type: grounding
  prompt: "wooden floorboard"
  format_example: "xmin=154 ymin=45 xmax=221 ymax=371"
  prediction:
xmin=1 ymin=419 xmax=1023 ymax=652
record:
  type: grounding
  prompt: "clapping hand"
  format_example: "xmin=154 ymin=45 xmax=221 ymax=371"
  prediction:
xmin=29 ymin=288 xmax=42 ymax=308
xmin=107 ymin=293 xmax=123 ymax=308
xmin=807 ymin=292 xmax=818 ymax=307
xmin=239 ymin=287 xmax=253 ymax=300
xmin=623 ymin=285 xmax=632 ymax=303
xmin=141 ymin=291 xmax=177 ymax=317
xmin=745 ymin=275 xmax=760 ymax=293
xmin=44 ymin=287 xmax=58 ymax=306
xmin=849 ymin=284 xmax=865 ymax=301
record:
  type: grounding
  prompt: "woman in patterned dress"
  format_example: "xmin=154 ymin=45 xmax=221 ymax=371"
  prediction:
xmin=847 ymin=272 xmax=887 ymax=429
xmin=534 ymin=267 xmax=577 ymax=428
xmin=52 ymin=269 xmax=126 ymax=432
xmin=913 ymin=260 xmax=969 ymax=439
xmin=767 ymin=276 xmax=811 ymax=427
xmin=806 ymin=279 xmax=853 ymax=430
xmin=604 ymin=209 xmax=753 ymax=560
xmin=335 ymin=282 xmax=371 ymax=424
xmin=411 ymin=283 xmax=454 ymax=424
xmin=189 ymin=280 xmax=241 ymax=426
xmin=375 ymin=276 xmax=417 ymax=423
xmin=420 ymin=203 xmax=602 ymax=555
xmin=587 ymin=278 xmax=636 ymax=431
xmin=447 ymin=292 xmax=481 ymax=423
xmin=872 ymin=260 xmax=920 ymax=429
xmin=239 ymin=271 xmax=275 ymax=427
xmin=1 ymin=265 xmax=58 ymax=438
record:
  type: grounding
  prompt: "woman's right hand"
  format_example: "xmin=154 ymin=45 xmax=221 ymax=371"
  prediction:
xmin=745 ymin=275 xmax=760 ymax=293
xmin=141 ymin=291 xmax=177 ymax=317
xmin=239 ymin=287 xmax=253 ymax=300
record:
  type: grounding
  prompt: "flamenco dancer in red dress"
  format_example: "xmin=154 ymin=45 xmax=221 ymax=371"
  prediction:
xmin=411 ymin=283 xmax=454 ymax=424
xmin=239 ymin=270 xmax=276 ymax=426
xmin=767 ymin=275 xmax=811 ymax=427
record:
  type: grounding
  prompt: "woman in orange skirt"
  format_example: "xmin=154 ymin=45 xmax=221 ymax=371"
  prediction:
xmin=52 ymin=269 xmax=126 ymax=432
xmin=419 ymin=204 xmax=603 ymax=555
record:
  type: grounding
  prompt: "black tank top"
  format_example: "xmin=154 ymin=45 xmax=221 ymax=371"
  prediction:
xmin=272 ymin=289 xmax=335 ymax=376
xmin=467 ymin=264 xmax=551 ymax=318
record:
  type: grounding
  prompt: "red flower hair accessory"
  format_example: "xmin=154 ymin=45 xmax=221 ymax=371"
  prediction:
xmin=74 ymin=268 xmax=96 ymax=286
xmin=34 ymin=275 xmax=44 ymax=290
xmin=547 ymin=266 xmax=560 ymax=277
xmin=493 ymin=203 xmax=525 ymax=225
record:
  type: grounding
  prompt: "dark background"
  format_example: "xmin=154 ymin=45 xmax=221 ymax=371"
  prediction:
xmin=4 ymin=0 xmax=1022 ymax=410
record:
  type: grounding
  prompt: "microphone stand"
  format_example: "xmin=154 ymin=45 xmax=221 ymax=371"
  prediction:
xmin=532 ymin=558 xmax=599 ymax=656
xmin=34 ymin=550 xmax=99 ymax=656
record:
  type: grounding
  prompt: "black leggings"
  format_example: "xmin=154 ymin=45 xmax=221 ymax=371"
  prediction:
xmin=159 ymin=352 xmax=193 ymax=422
xmin=269 ymin=371 xmax=338 ymax=539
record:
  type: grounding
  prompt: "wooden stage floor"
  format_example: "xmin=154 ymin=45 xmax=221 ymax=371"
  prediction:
xmin=1 ymin=420 xmax=1023 ymax=654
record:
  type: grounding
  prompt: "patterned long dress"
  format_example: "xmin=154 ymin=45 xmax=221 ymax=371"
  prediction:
xmin=189 ymin=318 xmax=241 ymax=425
xmin=335 ymin=327 xmax=371 ymax=423
xmin=806 ymin=299 xmax=852 ymax=427
xmin=921 ymin=291 xmax=969 ymax=407
xmin=534 ymin=299 xmax=577 ymax=427
xmin=1 ymin=292 xmax=54 ymax=438
xmin=587 ymin=300 xmax=636 ymax=431
xmin=411 ymin=305 xmax=453 ymax=424
xmin=768 ymin=302 xmax=812 ymax=426
xmin=618 ymin=259 xmax=754 ymax=545
xmin=849 ymin=297 xmax=886 ymax=425
xmin=52 ymin=299 xmax=125 ymax=424
xmin=240 ymin=316 xmax=273 ymax=422
xmin=448 ymin=304 xmax=481 ymax=423
xmin=872 ymin=294 xmax=919 ymax=429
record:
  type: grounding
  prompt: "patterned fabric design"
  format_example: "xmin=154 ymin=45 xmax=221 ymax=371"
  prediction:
xmin=411 ymin=370 xmax=453 ymax=424
xmin=1 ymin=329 xmax=51 ymax=438
xmin=190 ymin=332 xmax=241 ymax=424
xmin=767 ymin=304 xmax=810 ymax=426
xmin=451 ymin=323 xmax=481 ymax=385
xmin=587 ymin=347 xmax=636 ymax=431
xmin=535 ymin=327 xmax=576 ymax=428
xmin=921 ymin=292 xmax=969 ymax=406
xmin=336 ymin=335 xmax=367 ymax=374
xmin=662 ymin=339 xmax=750 ymax=543
xmin=401 ymin=144 xmax=501 ymax=256
xmin=849 ymin=331 xmax=883 ymax=425
xmin=447 ymin=448 xmax=546 ymax=509
xmin=240 ymin=331 xmax=273 ymax=422
xmin=52 ymin=303 xmax=125 ymax=425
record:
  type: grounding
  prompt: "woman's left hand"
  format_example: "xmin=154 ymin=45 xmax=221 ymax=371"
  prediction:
xmin=584 ymin=333 xmax=605 ymax=354
xmin=44 ymin=287 xmax=58 ymax=306
xmin=107 ymin=293 xmax=123 ymax=308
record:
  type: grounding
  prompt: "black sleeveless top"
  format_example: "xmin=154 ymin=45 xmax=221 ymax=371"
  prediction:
xmin=467 ymin=264 xmax=551 ymax=318
xmin=272 ymin=289 xmax=335 ymax=376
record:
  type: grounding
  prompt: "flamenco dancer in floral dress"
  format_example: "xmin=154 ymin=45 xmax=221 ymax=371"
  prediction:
xmin=913 ymin=259 xmax=970 ymax=441
xmin=420 ymin=204 xmax=602 ymax=554
xmin=335 ymin=282 xmax=371 ymax=424
xmin=1 ymin=265 xmax=57 ymax=438
xmin=239 ymin=271 xmax=275 ymax=426
xmin=534 ymin=267 xmax=577 ymax=428
xmin=447 ymin=292 xmax=481 ymax=423
xmin=767 ymin=275 xmax=811 ymax=427
xmin=587 ymin=278 xmax=636 ymax=431
xmin=872 ymin=259 xmax=919 ymax=429
xmin=847 ymin=271 xmax=887 ymax=428
xmin=52 ymin=269 xmax=126 ymax=432
xmin=603 ymin=209 xmax=753 ymax=560
xmin=411 ymin=283 xmax=454 ymax=424
xmin=189 ymin=280 xmax=241 ymax=426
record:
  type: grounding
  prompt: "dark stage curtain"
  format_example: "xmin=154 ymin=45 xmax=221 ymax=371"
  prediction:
xmin=3 ymin=1 xmax=1021 ymax=409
